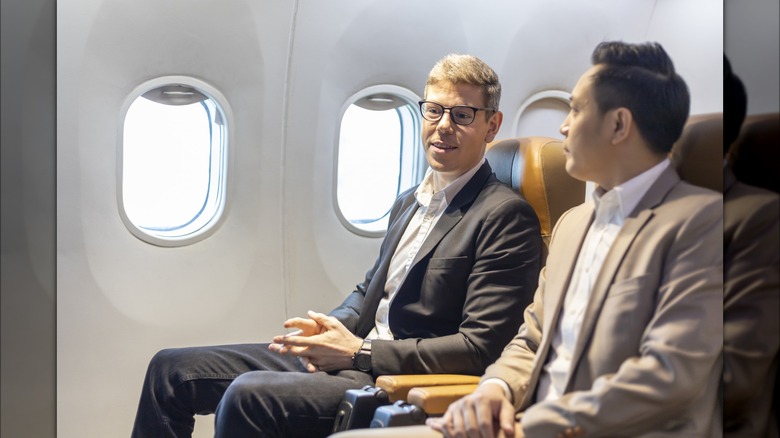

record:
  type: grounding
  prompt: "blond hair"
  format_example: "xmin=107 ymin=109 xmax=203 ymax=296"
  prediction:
xmin=425 ymin=54 xmax=501 ymax=113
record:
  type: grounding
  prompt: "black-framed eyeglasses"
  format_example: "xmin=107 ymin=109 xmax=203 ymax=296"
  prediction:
xmin=418 ymin=100 xmax=494 ymax=126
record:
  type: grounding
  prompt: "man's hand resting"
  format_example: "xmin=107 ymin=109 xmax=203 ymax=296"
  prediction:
xmin=427 ymin=381 xmax=521 ymax=438
xmin=269 ymin=310 xmax=363 ymax=373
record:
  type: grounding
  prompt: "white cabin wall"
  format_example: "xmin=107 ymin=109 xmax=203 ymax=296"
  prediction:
xmin=57 ymin=1 xmax=296 ymax=436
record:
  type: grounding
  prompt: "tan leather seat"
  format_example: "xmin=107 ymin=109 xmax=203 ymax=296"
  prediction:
xmin=485 ymin=136 xmax=586 ymax=262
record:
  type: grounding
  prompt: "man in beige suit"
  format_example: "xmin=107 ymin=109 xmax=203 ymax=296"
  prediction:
xmin=333 ymin=41 xmax=724 ymax=438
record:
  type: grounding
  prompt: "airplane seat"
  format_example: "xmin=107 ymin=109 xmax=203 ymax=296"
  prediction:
xmin=485 ymin=136 xmax=586 ymax=263
xmin=669 ymin=112 xmax=724 ymax=192
xmin=369 ymin=136 xmax=586 ymax=418
xmin=727 ymin=112 xmax=780 ymax=194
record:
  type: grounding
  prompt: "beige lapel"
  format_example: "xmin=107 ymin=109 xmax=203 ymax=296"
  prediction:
xmin=564 ymin=167 xmax=680 ymax=388
xmin=520 ymin=204 xmax=594 ymax=408
xmin=541 ymin=205 xmax=594 ymax=338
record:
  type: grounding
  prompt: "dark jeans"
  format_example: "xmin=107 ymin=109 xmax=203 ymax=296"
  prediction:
xmin=131 ymin=343 xmax=375 ymax=438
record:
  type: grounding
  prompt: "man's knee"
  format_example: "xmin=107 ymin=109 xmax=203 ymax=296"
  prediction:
xmin=146 ymin=348 xmax=189 ymax=381
xmin=221 ymin=372 xmax=263 ymax=404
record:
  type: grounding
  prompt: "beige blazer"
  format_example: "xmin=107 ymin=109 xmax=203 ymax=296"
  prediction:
xmin=483 ymin=166 xmax=724 ymax=437
xmin=723 ymin=166 xmax=780 ymax=438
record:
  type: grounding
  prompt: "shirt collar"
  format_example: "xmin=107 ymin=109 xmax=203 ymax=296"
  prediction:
xmin=592 ymin=158 xmax=670 ymax=220
xmin=415 ymin=158 xmax=486 ymax=207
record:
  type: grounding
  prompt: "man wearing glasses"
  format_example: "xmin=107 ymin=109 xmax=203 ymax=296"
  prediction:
xmin=336 ymin=41 xmax=723 ymax=438
xmin=131 ymin=54 xmax=543 ymax=438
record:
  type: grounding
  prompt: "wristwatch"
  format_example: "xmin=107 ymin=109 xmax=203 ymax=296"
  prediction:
xmin=352 ymin=339 xmax=372 ymax=372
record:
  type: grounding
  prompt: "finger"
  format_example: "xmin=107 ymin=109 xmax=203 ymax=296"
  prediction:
xmin=474 ymin=399 xmax=494 ymax=438
xmin=297 ymin=356 xmax=318 ymax=373
xmin=499 ymin=401 xmax=516 ymax=437
xmin=271 ymin=329 xmax=304 ymax=344
xmin=464 ymin=401 xmax=485 ymax=438
xmin=275 ymin=335 xmax=319 ymax=348
xmin=426 ymin=417 xmax=444 ymax=432
xmin=273 ymin=329 xmax=303 ymax=344
xmin=450 ymin=402 xmax=466 ymax=438
xmin=283 ymin=318 xmax=318 ymax=334
xmin=306 ymin=310 xmax=340 ymax=330
xmin=282 ymin=317 xmax=311 ymax=328
xmin=440 ymin=401 xmax=464 ymax=438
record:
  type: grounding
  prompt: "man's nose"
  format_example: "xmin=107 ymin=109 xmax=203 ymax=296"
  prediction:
xmin=436 ymin=110 xmax=455 ymax=132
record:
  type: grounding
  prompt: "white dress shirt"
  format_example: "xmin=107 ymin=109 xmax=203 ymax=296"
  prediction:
xmin=367 ymin=158 xmax=486 ymax=340
xmin=535 ymin=158 xmax=670 ymax=402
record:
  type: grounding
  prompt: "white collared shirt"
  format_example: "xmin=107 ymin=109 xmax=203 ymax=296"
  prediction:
xmin=535 ymin=158 xmax=670 ymax=402
xmin=367 ymin=158 xmax=486 ymax=340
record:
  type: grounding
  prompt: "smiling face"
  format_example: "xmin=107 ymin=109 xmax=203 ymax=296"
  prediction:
xmin=421 ymin=81 xmax=502 ymax=183
xmin=559 ymin=65 xmax=617 ymax=186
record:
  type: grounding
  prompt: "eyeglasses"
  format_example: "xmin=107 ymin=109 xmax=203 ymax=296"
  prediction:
xmin=418 ymin=100 xmax=494 ymax=126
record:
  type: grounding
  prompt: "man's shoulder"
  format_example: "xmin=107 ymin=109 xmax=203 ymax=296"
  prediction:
xmin=473 ymin=175 xmax=535 ymax=212
xmin=661 ymin=180 xmax=722 ymax=212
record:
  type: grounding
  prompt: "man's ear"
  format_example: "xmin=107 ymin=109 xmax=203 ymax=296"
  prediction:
xmin=610 ymin=107 xmax=632 ymax=144
xmin=484 ymin=111 xmax=503 ymax=143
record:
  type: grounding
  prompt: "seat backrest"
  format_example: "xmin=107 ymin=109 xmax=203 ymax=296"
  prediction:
xmin=486 ymin=137 xmax=586 ymax=259
xmin=669 ymin=112 xmax=724 ymax=192
xmin=728 ymin=112 xmax=780 ymax=194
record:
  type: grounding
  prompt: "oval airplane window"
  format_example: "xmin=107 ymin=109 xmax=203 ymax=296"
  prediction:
xmin=119 ymin=76 xmax=231 ymax=246
xmin=336 ymin=86 xmax=425 ymax=235
xmin=512 ymin=90 xmax=571 ymax=139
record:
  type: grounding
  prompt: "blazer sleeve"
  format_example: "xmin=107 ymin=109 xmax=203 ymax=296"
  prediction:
xmin=481 ymin=265 xmax=546 ymax=405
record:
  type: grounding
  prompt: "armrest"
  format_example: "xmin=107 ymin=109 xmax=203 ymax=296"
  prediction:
xmin=407 ymin=383 xmax=479 ymax=415
xmin=375 ymin=374 xmax=480 ymax=402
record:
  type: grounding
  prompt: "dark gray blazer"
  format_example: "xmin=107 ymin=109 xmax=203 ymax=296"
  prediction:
xmin=329 ymin=161 xmax=542 ymax=377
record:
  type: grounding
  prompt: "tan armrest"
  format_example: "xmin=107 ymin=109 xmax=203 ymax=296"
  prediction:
xmin=375 ymin=374 xmax=480 ymax=402
xmin=407 ymin=384 xmax=479 ymax=415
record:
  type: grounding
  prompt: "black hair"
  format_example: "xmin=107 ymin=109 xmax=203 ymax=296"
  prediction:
xmin=590 ymin=41 xmax=690 ymax=154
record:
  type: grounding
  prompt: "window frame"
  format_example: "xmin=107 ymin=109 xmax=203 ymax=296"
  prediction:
xmin=117 ymin=75 xmax=233 ymax=247
xmin=333 ymin=85 xmax=425 ymax=237
xmin=511 ymin=90 xmax=571 ymax=137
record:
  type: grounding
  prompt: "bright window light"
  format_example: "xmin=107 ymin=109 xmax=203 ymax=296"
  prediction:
xmin=336 ymin=88 xmax=425 ymax=235
xmin=119 ymin=79 xmax=229 ymax=246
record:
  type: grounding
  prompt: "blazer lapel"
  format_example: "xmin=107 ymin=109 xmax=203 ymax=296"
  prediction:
xmin=520 ymin=204 xmax=593 ymax=408
xmin=565 ymin=167 xmax=680 ymax=388
xmin=541 ymin=205 xmax=594 ymax=338
xmin=409 ymin=162 xmax=492 ymax=268
xmin=355 ymin=196 xmax=419 ymax=336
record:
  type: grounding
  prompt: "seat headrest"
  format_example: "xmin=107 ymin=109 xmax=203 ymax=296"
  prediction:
xmin=728 ymin=112 xmax=780 ymax=194
xmin=669 ymin=113 xmax=724 ymax=192
xmin=486 ymin=137 xmax=585 ymax=247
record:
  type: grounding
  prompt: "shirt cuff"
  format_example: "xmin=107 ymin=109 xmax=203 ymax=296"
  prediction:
xmin=481 ymin=377 xmax=514 ymax=404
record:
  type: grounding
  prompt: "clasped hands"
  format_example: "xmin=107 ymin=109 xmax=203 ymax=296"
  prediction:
xmin=268 ymin=310 xmax=363 ymax=373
